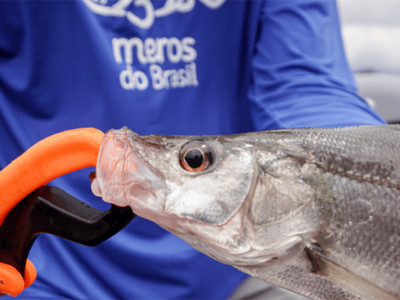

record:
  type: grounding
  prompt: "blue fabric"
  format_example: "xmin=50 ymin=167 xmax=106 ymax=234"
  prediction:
xmin=0 ymin=0 xmax=384 ymax=299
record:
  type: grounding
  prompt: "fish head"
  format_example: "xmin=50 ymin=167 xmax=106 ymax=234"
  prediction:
xmin=91 ymin=127 xmax=257 ymax=262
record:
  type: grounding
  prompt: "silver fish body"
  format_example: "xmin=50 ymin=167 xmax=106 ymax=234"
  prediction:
xmin=91 ymin=125 xmax=400 ymax=300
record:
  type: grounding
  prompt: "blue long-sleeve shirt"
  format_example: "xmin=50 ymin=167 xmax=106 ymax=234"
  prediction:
xmin=0 ymin=0 xmax=384 ymax=298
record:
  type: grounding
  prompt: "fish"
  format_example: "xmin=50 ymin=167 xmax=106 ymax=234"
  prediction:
xmin=91 ymin=125 xmax=400 ymax=300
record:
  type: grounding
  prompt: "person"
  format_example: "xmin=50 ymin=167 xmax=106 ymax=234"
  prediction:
xmin=0 ymin=0 xmax=384 ymax=299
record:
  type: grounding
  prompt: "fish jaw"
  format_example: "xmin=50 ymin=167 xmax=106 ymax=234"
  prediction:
xmin=91 ymin=128 xmax=167 ymax=215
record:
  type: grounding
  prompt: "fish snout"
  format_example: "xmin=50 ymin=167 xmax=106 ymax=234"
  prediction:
xmin=91 ymin=128 xmax=165 ymax=211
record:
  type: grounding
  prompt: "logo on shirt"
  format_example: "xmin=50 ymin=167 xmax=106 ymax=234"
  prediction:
xmin=82 ymin=0 xmax=226 ymax=91
xmin=112 ymin=36 xmax=199 ymax=90
xmin=82 ymin=0 xmax=226 ymax=29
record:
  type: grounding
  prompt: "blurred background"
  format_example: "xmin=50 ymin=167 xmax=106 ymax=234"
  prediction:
xmin=338 ymin=0 xmax=400 ymax=123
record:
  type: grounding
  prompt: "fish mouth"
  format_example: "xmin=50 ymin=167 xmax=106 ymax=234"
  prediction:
xmin=91 ymin=128 xmax=166 ymax=210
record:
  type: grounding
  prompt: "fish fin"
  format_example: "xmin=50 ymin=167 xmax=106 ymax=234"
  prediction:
xmin=306 ymin=244 xmax=396 ymax=300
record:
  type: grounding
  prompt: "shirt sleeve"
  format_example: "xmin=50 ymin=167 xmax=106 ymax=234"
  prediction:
xmin=248 ymin=0 xmax=385 ymax=130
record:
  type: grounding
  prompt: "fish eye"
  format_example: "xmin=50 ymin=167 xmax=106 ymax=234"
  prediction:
xmin=179 ymin=141 xmax=214 ymax=172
